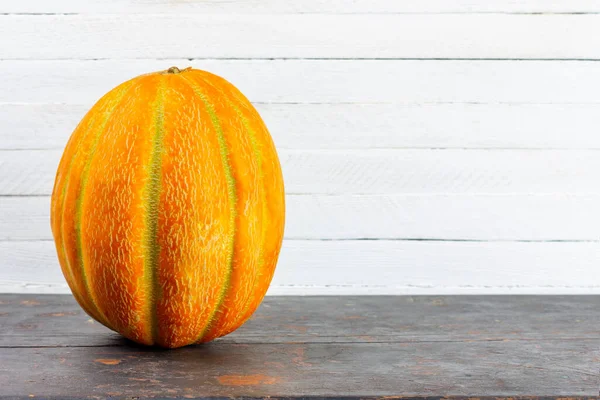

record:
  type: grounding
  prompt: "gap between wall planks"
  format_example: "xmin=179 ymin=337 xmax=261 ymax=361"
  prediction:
xmin=6 ymin=0 xmax=600 ymax=14
xmin=2 ymin=0 xmax=600 ymax=14
xmin=4 ymin=103 xmax=600 ymax=150
xmin=3 ymin=283 xmax=598 ymax=295
xmin=2 ymin=149 xmax=600 ymax=196
xmin=2 ymin=240 xmax=599 ymax=294
xmin=2 ymin=194 xmax=600 ymax=242
xmin=3 ymin=59 xmax=600 ymax=104
xmin=2 ymin=14 xmax=600 ymax=60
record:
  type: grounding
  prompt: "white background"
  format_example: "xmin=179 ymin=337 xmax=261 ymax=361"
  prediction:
xmin=1 ymin=0 xmax=600 ymax=294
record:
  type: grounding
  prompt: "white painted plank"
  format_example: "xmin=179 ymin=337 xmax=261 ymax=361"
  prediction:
xmin=2 ymin=60 xmax=600 ymax=105
xmin=266 ymin=285 xmax=600 ymax=295
xmin=2 ymin=0 xmax=600 ymax=14
xmin=282 ymin=149 xmax=600 ymax=195
xmin=286 ymin=194 xmax=600 ymax=241
xmin=5 ymin=103 xmax=600 ymax=150
xmin=2 ymin=149 xmax=600 ymax=196
xmin=2 ymin=194 xmax=599 ymax=241
xmin=274 ymin=241 xmax=600 ymax=289
xmin=3 ymin=281 xmax=598 ymax=295
xmin=2 ymin=15 xmax=600 ymax=60
xmin=1 ymin=240 xmax=598 ymax=294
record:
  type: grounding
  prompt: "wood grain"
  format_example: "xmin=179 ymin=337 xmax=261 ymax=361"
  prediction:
xmin=5 ymin=103 xmax=600 ymax=150
xmin=0 ymin=295 xmax=598 ymax=398
xmin=2 ymin=294 xmax=598 ymax=345
xmin=2 ymin=60 xmax=600 ymax=104
xmin=2 ymin=149 xmax=599 ymax=195
xmin=2 ymin=1 xmax=599 ymax=297
xmin=2 ymin=15 xmax=600 ymax=60
xmin=4 ymin=0 xmax=600 ymax=14
xmin=277 ymin=149 xmax=600 ymax=195
xmin=2 ymin=240 xmax=598 ymax=294
xmin=3 ymin=194 xmax=600 ymax=241
xmin=1 ymin=342 xmax=596 ymax=397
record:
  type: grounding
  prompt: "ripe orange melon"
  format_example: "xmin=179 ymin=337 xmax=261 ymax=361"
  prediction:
xmin=50 ymin=67 xmax=285 ymax=348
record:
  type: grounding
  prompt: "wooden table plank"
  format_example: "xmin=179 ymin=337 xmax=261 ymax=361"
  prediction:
xmin=1 ymin=295 xmax=597 ymax=346
xmin=0 ymin=295 xmax=598 ymax=398
xmin=0 ymin=340 xmax=597 ymax=398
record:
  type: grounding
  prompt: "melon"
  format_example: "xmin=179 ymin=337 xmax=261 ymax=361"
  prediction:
xmin=50 ymin=67 xmax=285 ymax=348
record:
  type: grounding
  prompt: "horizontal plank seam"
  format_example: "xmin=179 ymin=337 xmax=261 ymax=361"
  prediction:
xmin=4 ymin=193 xmax=600 ymax=198
xmin=10 ymin=101 xmax=600 ymax=106
xmin=0 ymin=337 xmax=597 ymax=349
xmin=10 ymin=148 xmax=600 ymax=154
xmin=7 ymin=146 xmax=600 ymax=151
xmin=5 ymin=192 xmax=600 ymax=198
xmin=285 ymin=238 xmax=600 ymax=243
xmin=8 ymin=148 xmax=600 ymax=153
xmin=6 ymin=57 xmax=600 ymax=62
xmin=2 ymin=238 xmax=599 ymax=243
xmin=6 ymin=101 xmax=600 ymax=106
xmin=3 ymin=12 xmax=600 ymax=16
xmin=272 ymin=284 xmax=600 ymax=288
xmin=284 ymin=192 xmax=600 ymax=195
xmin=2 ymin=333 xmax=596 ymax=339
xmin=2 ymin=281 xmax=600 ymax=289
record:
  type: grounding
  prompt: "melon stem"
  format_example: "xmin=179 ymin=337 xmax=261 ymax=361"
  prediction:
xmin=165 ymin=66 xmax=192 ymax=74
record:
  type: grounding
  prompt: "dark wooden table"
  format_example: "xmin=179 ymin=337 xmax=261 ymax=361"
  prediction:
xmin=0 ymin=295 xmax=598 ymax=399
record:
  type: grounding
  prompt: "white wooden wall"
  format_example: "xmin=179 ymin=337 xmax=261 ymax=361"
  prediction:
xmin=1 ymin=0 xmax=600 ymax=294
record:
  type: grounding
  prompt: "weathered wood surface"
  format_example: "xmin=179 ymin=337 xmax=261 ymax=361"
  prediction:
xmin=4 ymin=241 xmax=600 ymax=295
xmin=5 ymin=149 xmax=600 ymax=196
xmin=4 ymin=60 xmax=600 ymax=105
xmin=2 ymin=1 xmax=600 ymax=298
xmin=3 ymin=14 xmax=600 ymax=60
xmin=7 ymin=103 xmax=600 ymax=151
xmin=5 ymin=194 xmax=600 ymax=241
xmin=0 ymin=295 xmax=598 ymax=398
